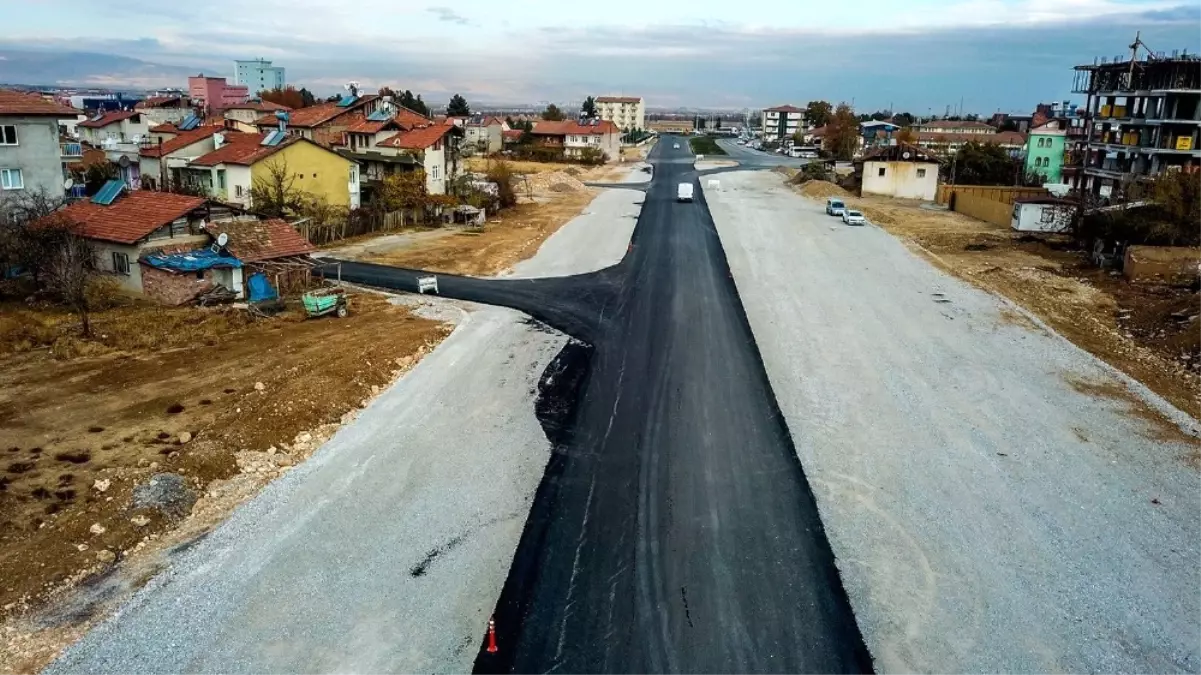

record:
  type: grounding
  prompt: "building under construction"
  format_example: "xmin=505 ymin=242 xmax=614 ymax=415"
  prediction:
xmin=1071 ymin=38 xmax=1200 ymax=198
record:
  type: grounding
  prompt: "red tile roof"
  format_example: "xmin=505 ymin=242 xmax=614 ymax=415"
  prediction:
xmin=597 ymin=96 xmax=641 ymax=104
xmin=532 ymin=120 xmax=620 ymax=136
xmin=78 ymin=110 xmax=140 ymax=128
xmin=136 ymin=96 xmax=185 ymax=109
xmin=0 ymin=89 xmax=80 ymax=116
xmin=342 ymin=115 xmax=396 ymax=134
xmin=393 ymin=106 xmax=432 ymax=129
xmin=205 ymin=218 xmax=314 ymax=262
xmin=188 ymin=132 xmax=300 ymax=166
xmin=502 ymin=129 xmax=523 ymax=140
xmin=140 ymin=126 xmax=223 ymax=158
xmin=224 ymin=100 xmax=292 ymax=112
xmin=378 ymin=124 xmax=456 ymax=150
xmin=764 ymin=104 xmax=805 ymax=113
xmin=56 ymin=191 xmax=207 ymax=244
xmin=150 ymin=122 xmax=181 ymax=133
xmin=252 ymin=95 xmax=378 ymax=128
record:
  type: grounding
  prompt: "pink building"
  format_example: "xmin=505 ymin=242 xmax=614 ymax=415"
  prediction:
xmin=187 ymin=75 xmax=249 ymax=114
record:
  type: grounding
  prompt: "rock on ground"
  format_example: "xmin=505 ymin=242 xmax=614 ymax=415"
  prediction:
xmin=130 ymin=473 xmax=196 ymax=521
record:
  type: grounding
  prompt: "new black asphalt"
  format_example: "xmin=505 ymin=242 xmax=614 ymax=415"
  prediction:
xmin=323 ymin=139 xmax=872 ymax=673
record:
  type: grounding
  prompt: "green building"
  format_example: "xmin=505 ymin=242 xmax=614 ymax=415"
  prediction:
xmin=1024 ymin=120 xmax=1067 ymax=182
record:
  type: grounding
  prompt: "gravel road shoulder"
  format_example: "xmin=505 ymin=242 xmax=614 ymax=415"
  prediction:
xmin=704 ymin=170 xmax=1201 ymax=674
xmin=44 ymin=304 xmax=566 ymax=674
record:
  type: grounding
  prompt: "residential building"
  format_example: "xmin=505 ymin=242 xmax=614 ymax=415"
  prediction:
xmin=138 ymin=125 xmax=226 ymax=191
xmin=185 ymin=133 xmax=361 ymax=208
xmin=761 ymin=105 xmax=806 ymax=143
xmin=233 ymin=59 xmax=286 ymax=95
xmin=464 ymin=116 xmax=508 ymax=155
xmin=52 ymin=186 xmax=240 ymax=294
xmin=913 ymin=119 xmax=1026 ymax=156
xmin=861 ymin=143 xmax=940 ymax=201
xmin=374 ymin=123 xmax=463 ymax=195
xmin=647 ymin=119 xmax=694 ymax=134
xmin=251 ymin=94 xmax=383 ymax=147
xmin=134 ymin=95 xmax=194 ymax=127
xmin=1024 ymin=120 xmax=1067 ymax=182
xmin=76 ymin=110 xmax=149 ymax=147
xmin=1071 ymin=50 xmax=1201 ymax=198
xmin=860 ymin=120 xmax=901 ymax=149
xmin=531 ymin=120 xmax=621 ymax=161
xmin=222 ymin=100 xmax=291 ymax=133
xmin=0 ymin=88 xmax=81 ymax=201
xmin=596 ymin=96 xmax=645 ymax=131
xmin=188 ymin=76 xmax=250 ymax=114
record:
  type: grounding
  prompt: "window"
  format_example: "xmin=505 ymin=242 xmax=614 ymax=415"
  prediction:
xmin=235 ymin=185 xmax=244 ymax=198
xmin=111 ymin=252 xmax=130 ymax=275
xmin=431 ymin=165 xmax=440 ymax=180
xmin=1037 ymin=138 xmax=1045 ymax=148
xmin=0 ymin=126 xmax=16 ymax=145
xmin=0 ymin=168 xmax=22 ymax=190
xmin=217 ymin=169 xmax=226 ymax=190
xmin=916 ymin=168 xmax=927 ymax=178
xmin=877 ymin=167 xmax=886 ymax=177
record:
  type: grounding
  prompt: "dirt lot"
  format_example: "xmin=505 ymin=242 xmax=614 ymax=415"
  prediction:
xmin=0 ymin=289 xmax=449 ymax=634
xmin=462 ymin=157 xmax=631 ymax=183
xmin=794 ymin=179 xmax=1200 ymax=420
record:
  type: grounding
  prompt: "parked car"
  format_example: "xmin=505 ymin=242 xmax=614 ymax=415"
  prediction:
xmin=673 ymin=143 xmax=680 ymax=149
xmin=826 ymin=198 xmax=846 ymax=216
xmin=842 ymin=209 xmax=866 ymax=226
xmin=677 ymin=182 xmax=694 ymax=202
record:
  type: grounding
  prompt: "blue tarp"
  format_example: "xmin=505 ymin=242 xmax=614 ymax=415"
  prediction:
xmin=141 ymin=248 xmax=242 ymax=272
xmin=247 ymin=272 xmax=277 ymax=302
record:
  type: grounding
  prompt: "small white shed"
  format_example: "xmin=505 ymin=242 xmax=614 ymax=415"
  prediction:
xmin=1011 ymin=198 xmax=1074 ymax=233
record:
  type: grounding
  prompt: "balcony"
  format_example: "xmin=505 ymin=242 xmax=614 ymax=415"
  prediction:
xmin=60 ymin=142 xmax=83 ymax=159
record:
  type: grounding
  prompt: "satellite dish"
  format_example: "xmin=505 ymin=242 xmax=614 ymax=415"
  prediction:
xmin=902 ymin=151 xmax=911 ymax=159
xmin=118 ymin=155 xmax=131 ymax=168
xmin=63 ymin=177 xmax=74 ymax=190
xmin=216 ymin=232 xmax=229 ymax=247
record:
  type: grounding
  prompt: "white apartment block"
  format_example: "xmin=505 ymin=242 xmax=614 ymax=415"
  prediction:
xmin=233 ymin=59 xmax=286 ymax=95
xmin=761 ymin=105 xmax=806 ymax=143
xmin=596 ymin=96 xmax=645 ymax=131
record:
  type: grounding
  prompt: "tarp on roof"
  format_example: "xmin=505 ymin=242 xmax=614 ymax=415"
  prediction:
xmin=141 ymin=248 xmax=242 ymax=272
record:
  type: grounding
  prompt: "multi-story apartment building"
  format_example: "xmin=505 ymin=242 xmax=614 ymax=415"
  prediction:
xmin=760 ymin=105 xmax=806 ymax=143
xmin=188 ymin=75 xmax=250 ymax=114
xmin=595 ymin=96 xmax=644 ymax=131
xmin=1071 ymin=50 xmax=1201 ymax=198
xmin=0 ymin=89 xmax=80 ymax=201
xmin=233 ymin=59 xmax=286 ymax=95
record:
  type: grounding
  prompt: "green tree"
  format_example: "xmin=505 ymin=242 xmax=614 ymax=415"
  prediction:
xmin=446 ymin=93 xmax=470 ymax=117
xmin=541 ymin=103 xmax=566 ymax=121
xmin=892 ymin=112 xmax=915 ymax=126
xmin=397 ymin=90 xmax=430 ymax=117
xmin=804 ymin=100 xmax=833 ymax=127
xmin=825 ymin=102 xmax=860 ymax=161
xmin=378 ymin=86 xmax=396 ymax=98
xmin=954 ymin=141 xmax=1019 ymax=185
xmin=581 ymin=96 xmax=597 ymax=118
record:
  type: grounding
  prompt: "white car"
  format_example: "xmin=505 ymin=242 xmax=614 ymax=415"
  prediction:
xmin=842 ymin=210 xmax=866 ymax=226
xmin=673 ymin=143 xmax=680 ymax=149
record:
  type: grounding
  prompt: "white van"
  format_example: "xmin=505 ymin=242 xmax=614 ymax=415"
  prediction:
xmin=677 ymin=183 xmax=694 ymax=202
xmin=825 ymin=197 xmax=846 ymax=216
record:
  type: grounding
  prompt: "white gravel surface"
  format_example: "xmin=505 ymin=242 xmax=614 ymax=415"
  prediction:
xmin=704 ymin=171 xmax=1201 ymax=674
xmin=503 ymin=186 xmax=642 ymax=279
xmin=46 ymin=306 xmax=567 ymax=674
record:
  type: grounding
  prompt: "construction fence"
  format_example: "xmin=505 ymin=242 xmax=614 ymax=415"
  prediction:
xmin=937 ymin=185 xmax=1051 ymax=228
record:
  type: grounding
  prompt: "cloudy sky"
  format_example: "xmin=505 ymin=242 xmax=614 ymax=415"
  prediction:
xmin=3 ymin=0 xmax=1199 ymax=112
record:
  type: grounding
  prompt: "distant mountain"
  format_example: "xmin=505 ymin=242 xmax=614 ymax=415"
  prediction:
xmin=0 ymin=49 xmax=198 ymax=88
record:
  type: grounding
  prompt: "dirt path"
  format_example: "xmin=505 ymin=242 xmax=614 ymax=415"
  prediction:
xmin=0 ymin=294 xmax=448 ymax=670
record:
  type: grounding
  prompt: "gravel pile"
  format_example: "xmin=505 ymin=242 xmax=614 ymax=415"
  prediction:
xmin=523 ymin=171 xmax=586 ymax=194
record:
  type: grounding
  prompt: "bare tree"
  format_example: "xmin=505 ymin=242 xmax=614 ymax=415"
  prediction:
xmin=249 ymin=159 xmax=304 ymax=218
xmin=0 ymin=189 xmax=68 ymax=285
xmin=41 ymin=221 xmax=97 ymax=336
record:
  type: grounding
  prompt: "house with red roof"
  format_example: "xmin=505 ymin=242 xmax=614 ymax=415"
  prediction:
xmin=531 ymin=119 xmax=621 ymax=162
xmin=75 ymin=109 xmax=149 ymax=147
xmin=371 ymin=123 xmax=462 ymax=195
xmin=251 ymin=93 xmax=382 ymax=147
xmin=50 ymin=185 xmax=242 ymax=295
xmin=0 ymin=88 xmax=81 ymax=199
xmin=222 ymin=100 xmax=292 ymax=132
xmin=184 ymin=132 xmax=360 ymax=209
xmin=138 ymin=125 xmax=227 ymax=191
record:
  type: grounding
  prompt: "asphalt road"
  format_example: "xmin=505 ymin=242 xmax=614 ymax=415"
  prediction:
xmin=714 ymin=138 xmax=807 ymax=167
xmin=330 ymin=138 xmax=872 ymax=672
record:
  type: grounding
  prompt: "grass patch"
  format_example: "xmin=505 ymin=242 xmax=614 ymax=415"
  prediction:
xmin=689 ymin=136 xmax=727 ymax=156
